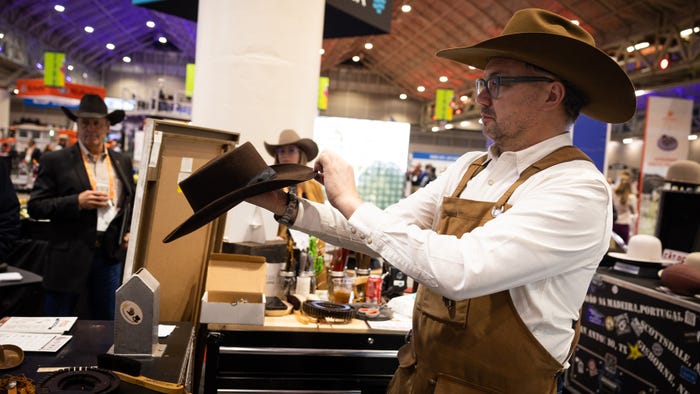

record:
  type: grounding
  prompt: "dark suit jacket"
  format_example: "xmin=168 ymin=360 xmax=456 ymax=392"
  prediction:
xmin=28 ymin=144 xmax=134 ymax=293
xmin=0 ymin=159 xmax=20 ymax=261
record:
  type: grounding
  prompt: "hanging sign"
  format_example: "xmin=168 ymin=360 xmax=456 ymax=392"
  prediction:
xmin=318 ymin=76 xmax=329 ymax=110
xmin=44 ymin=52 xmax=65 ymax=87
xmin=434 ymin=88 xmax=453 ymax=121
xmin=637 ymin=96 xmax=692 ymax=235
xmin=185 ymin=63 xmax=195 ymax=97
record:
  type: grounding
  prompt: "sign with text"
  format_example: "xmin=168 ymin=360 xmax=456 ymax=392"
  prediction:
xmin=567 ymin=273 xmax=698 ymax=394
xmin=638 ymin=96 xmax=692 ymax=235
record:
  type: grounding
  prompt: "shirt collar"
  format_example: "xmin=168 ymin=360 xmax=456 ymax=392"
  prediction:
xmin=487 ymin=132 xmax=573 ymax=175
xmin=78 ymin=140 xmax=107 ymax=160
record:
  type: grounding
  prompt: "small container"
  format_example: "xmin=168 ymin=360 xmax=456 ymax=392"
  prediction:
xmin=295 ymin=274 xmax=311 ymax=297
xmin=280 ymin=271 xmax=296 ymax=299
xmin=366 ymin=274 xmax=383 ymax=304
xmin=327 ymin=271 xmax=346 ymax=303
xmin=354 ymin=268 xmax=371 ymax=302
xmin=331 ymin=277 xmax=354 ymax=304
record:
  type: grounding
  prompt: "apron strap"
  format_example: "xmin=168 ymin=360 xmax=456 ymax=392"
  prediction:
xmin=451 ymin=154 xmax=489 ymax=198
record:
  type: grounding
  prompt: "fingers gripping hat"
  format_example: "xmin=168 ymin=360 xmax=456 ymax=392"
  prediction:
xmin=436 ymin=8 xmax=636 ymax=124
xmin=264 ymin=129 xmax=319 ymax=161
xmin=164 ymin=141 xmax=316 ymax=243
xmin=61 ymin=94 xmax=126 ymax=125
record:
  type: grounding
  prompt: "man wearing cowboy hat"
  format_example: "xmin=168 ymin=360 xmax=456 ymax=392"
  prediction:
xmin=248 ymin=8 xmax=635 ymax=393
xmin=28 ymin=94 xmax=134 ymax=320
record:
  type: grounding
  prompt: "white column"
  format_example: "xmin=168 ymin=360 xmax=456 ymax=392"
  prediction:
xmin=192 ymin=0 xmax=325 ymax=242
xmin=0 ymin=88 xmax=10 ymax=138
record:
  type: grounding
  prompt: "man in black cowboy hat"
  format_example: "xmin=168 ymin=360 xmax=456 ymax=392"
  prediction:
xmin=248 ymin=8 xmax=635 ymax=393
xmin=28 ymin=93 xmax=134 ymax=320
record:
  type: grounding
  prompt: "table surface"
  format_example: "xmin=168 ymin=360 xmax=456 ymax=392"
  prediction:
xmin=2 ymin=320 xmax=192 ymax=392
xmin=207 ymin=312 xmax=410 ymax=335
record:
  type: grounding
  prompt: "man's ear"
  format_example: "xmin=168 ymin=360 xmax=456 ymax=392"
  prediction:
xmin=543 ymin=81 xmax=566 ymax=111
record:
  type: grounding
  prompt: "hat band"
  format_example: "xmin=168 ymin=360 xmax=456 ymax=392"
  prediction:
xmin=246 ymin=167 xmax=277 ymax=186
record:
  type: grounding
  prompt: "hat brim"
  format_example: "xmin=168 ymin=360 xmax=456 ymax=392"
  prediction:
xmin=61 ymin=107 xmax=125 ymax=125
xmin=436 ymin=33 xmax=636 ymax=124
xmin=163 ymin=163 xmax=316 ymax=243
xmin=607 ymin=252 xmax=675 ymax=265
xmin=264 ymin=138 xmax=319 ymax=161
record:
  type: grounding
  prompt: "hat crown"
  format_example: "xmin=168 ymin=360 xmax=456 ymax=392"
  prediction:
xmin=78 ymin=94 xmax=108 ymax=116
xmin=626 ymin=235 xmax=664 ymax=262
xmin=277 ymin=129 xmax=303 ymax=145
xmin=502 ymin=8 xmax=595 ymax=47
xmin=179 ymin=142 xmax=273 ymax=211
xmin=665 ymin=160 xmax=700 ymax=185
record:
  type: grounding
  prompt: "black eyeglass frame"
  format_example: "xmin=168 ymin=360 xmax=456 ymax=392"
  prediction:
xmin=475 ymin=76 xmax=556 ymax=99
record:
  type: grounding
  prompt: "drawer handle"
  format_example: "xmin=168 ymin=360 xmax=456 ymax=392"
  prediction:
xmin=220 ymin=346 xmax=397 ymax=358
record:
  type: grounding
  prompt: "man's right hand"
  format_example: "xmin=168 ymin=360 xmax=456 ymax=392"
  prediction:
xmin=78 ymin=190 xmax=109 ymax=209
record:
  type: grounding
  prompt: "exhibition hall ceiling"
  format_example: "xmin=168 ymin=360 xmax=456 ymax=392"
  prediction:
xmin=1 ymin=0 xmax=699 ymax=103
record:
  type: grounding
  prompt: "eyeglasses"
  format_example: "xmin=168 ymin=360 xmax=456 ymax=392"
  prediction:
xmin=275 ymin=146 xmax=299 ymax=155
xmin=475 ymin=76 xmax=555 ymax=99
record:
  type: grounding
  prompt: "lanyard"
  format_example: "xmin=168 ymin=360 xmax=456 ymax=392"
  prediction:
xmin=81 ymin=149 xmax=115 ymax=203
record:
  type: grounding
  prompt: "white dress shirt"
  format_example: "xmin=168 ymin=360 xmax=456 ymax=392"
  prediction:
xmin=293 ymin=133 xmax=612 ymax=364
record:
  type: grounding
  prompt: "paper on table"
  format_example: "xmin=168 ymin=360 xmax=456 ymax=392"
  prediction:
xmin=0 ymin=316 xmax=78 ymax=334
xmin=0 ymin=272 xmax=22 ymax=282
xmin=366 ymin=313 xmax=412 ymax=332
xmin=0 ymin=332 xmax=72 ymax=352
xmin=158 ymin=324 xmax=176 ymax=337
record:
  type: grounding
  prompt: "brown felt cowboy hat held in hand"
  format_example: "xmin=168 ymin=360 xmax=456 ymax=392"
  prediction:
xmin=61 ymin=94 xmax=125 ymax=125
xmin=436 ymin=8 xmax=636 ymax=124
xmin=264 ymin=129 xmax=319 ymax=161
xmin=163 ymin=141 xmax=316 ymax=243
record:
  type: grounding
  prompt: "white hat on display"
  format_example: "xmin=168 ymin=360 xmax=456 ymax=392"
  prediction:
xmin=608 ymin=234 xmax=675 ymax=265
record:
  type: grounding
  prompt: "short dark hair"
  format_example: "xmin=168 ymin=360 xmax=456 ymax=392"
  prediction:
xmin=560 ymin=80 xmax=588 ymax=124
xmin=525 ymin=63 xmax=588 ymax=124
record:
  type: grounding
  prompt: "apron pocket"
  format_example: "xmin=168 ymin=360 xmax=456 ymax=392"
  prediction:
xmin=416 ymin=288 xmax=468 ymax=325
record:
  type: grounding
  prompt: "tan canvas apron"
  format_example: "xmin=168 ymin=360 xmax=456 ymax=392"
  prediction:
xmin=387 ymin=146 xmax=591 ymax=394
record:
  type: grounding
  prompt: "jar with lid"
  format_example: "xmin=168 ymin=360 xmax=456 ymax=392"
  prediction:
xmin=354 ymin=268 xmax=371 ymax=302
xmin=327 ymin=271 xmax=346 ymax=302
xmin=279 ymin=271 xmax=296 ymax=299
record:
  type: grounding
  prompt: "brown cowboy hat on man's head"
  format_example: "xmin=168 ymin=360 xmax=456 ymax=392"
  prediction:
xmin=436 ymin=8 xmax=636 ymax=124
xmin=264 ymin=129 xmax=319 ymax=161
xmin=163 ymin=142 xmax=316 ymax=243
xmin=61 ymin=94 xmax=125 ymax=125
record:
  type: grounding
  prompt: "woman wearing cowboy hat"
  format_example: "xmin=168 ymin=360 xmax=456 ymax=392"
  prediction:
xmin=247 ymin=8 xmax=636 ymax=393
xmin=264 ymin=129 xmax=325 ymax=244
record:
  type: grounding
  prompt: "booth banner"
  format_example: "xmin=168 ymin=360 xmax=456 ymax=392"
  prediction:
xmin=637 ymin=96 xmax=692 ymax=235
xmin=43 ymin=52 xmax=65 ymax=87
xmin=567 ymin=274 xmax=699 ymax=393
xmin=318 ymin=76 xmax=329 ymax=110
xmin=434 ymin=88 xmax=453 ymax=121
xmin=16 ymin=79 xmax=105 ymax=101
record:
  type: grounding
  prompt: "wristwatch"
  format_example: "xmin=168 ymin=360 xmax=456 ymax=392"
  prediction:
xmin=274 ymin=190 xmax=299 ymax=226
